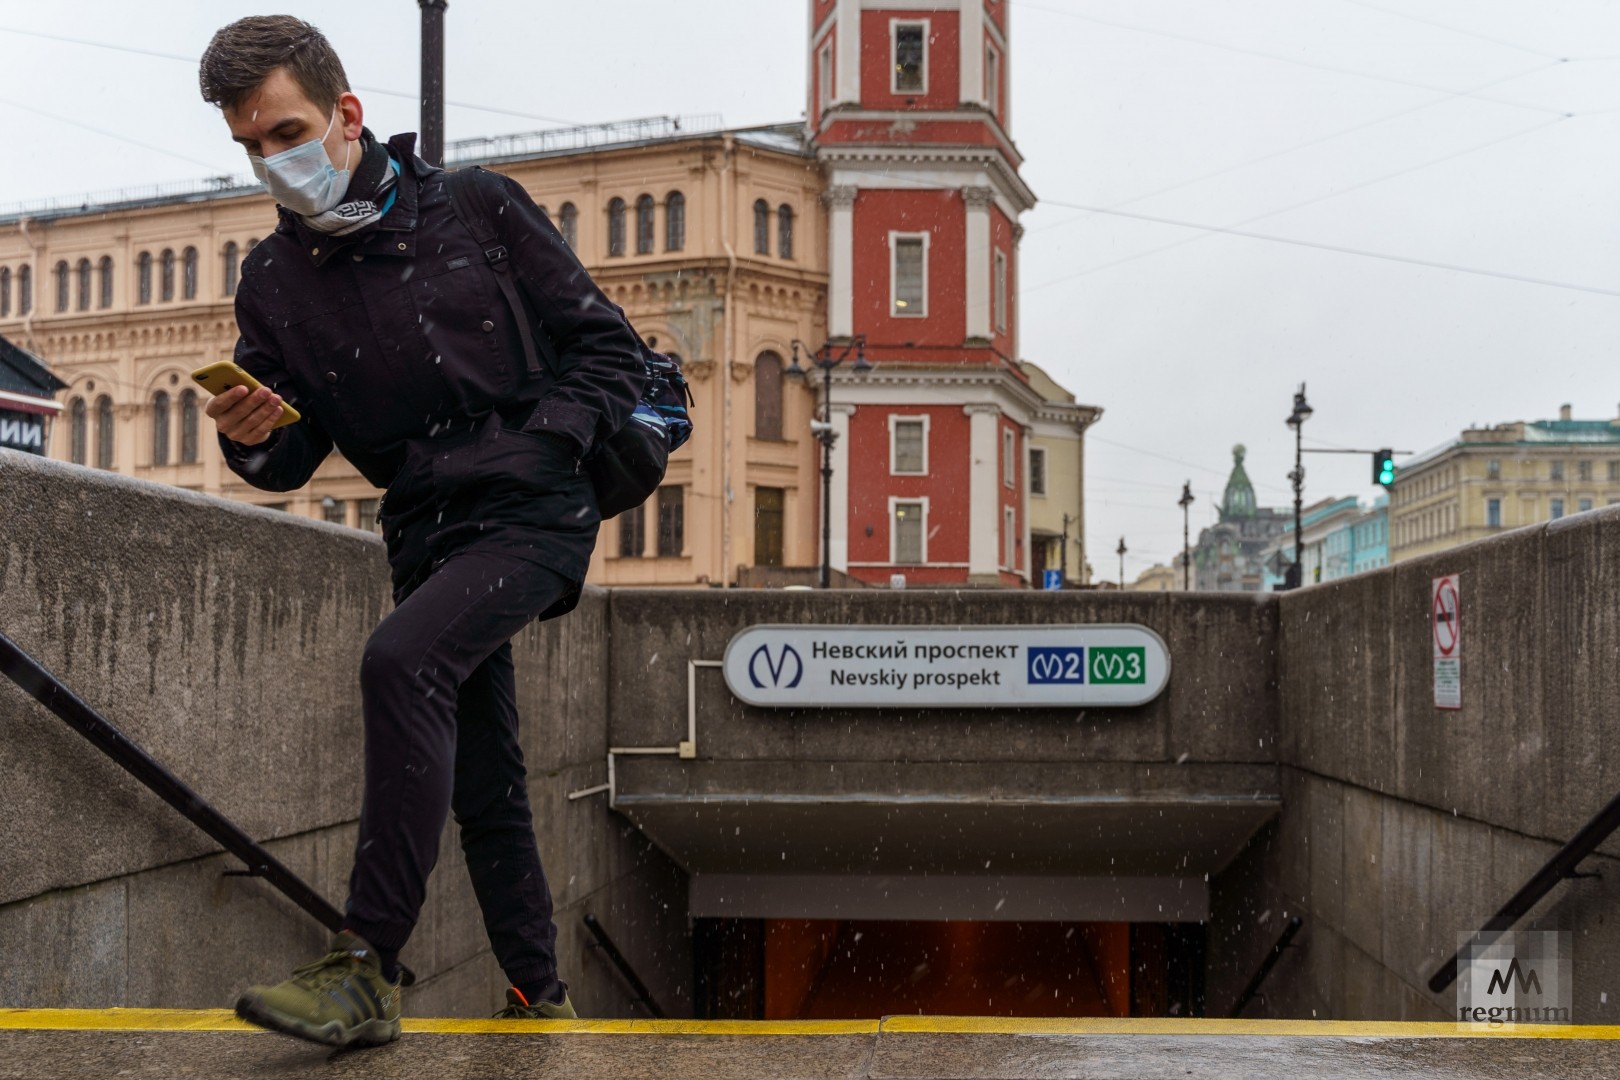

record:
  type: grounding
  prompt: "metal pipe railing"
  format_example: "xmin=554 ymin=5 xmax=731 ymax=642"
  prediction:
xmin=1428 ymin=788 xmax=1620 ymax=993
xmin=584 ymin=913 xmax=665 ymax=1018
xmin=1230 ymin=915 xmax=1303 ymax=1017
xmin=0 ymin=630 xmax=414 ymax=985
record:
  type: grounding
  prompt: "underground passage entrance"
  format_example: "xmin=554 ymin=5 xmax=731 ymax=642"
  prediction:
xmin=693 ymin=918 xmax=1206 ymax=1020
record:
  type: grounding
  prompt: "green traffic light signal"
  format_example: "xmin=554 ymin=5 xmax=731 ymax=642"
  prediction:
xmin=1373 ymin=448 xmax=1396 ymax=487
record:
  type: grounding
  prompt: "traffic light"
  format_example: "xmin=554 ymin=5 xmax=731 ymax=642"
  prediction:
xmin=1373 ymin=449 xmax=1396 ymax=488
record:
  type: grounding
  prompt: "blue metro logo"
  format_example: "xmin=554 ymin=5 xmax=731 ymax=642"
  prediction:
xmin=748 ymin=643 xmax=804 ymax=689
xmin=1028 ymin=647 xmax=1086 ymax=685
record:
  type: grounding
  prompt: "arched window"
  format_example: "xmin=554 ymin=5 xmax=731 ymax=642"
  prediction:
xmin=559 ymin=203 xmax=578 ymax=248
xmin=69 ymin=398 xmax=87 ymax=465
xmin=95 ymin=395 xmax=114 ymax=470
xmin=246 ymin=237 xmax=259 ymax=253
xmin=137 ymin=252 xmax=152 ymax=305
xmin=151 ymin=390 xmax=170 ymax=466
xmin=182 ymin=247 xmax=198 ymax=300
xmin=17 ymin=265 xmax=30 ymax=315
xmin=98 ymin=256 xmax=113 ymax=309
xmin=179 ymin=390 xmax=200 ymax=464
xmin=76 ymin=259 xmax=91 ymax=311
xmin=55 ymin=261 xmax=69 ymax=312
xmin=607 ymin=198 xmax=626 ymax=257
xmin=635 ymin=194 xmax=655 ymax=255
xmin=223 ymin=242 xmax=239 ymax=296
xmin=754 ymin=350 xmax=784 ymax=440
xmin=753 ymin=199 xmax=770 ymax=255
xmin=666 ymin=191 xmax=685 ymax=251
xmin=160 ymin=249 xmax=175 ymax=302
xmin=0 ymin=267 xmax=10 ymax=318
xmin=778 ymin=204 xmax=795 ymax=260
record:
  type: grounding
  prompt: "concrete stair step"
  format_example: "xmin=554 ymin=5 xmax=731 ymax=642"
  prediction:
xmin=4 ymin=1010 xmax=1620 ymax=1079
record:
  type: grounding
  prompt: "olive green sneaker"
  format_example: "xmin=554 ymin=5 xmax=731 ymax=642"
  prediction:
xmin=493 ymin=986 xmax=578 ymax=1020
xmin=234 ymin=931 xmax=402 ymax=1048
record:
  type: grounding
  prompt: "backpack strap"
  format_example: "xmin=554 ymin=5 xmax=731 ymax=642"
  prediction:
xmin=444 ymin=167 xmax=546 ymax=379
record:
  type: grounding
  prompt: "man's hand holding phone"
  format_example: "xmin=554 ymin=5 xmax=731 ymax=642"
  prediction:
xmin=192 ymin=360 xmax=302 ymax=446
xmin=206 ymin=384 xmax=290 ymax=446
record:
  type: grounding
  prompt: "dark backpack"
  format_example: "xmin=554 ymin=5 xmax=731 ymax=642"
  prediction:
xmin=444 ymin=166 xmax=693 ymax=520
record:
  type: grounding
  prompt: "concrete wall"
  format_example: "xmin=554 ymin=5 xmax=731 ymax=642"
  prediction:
xmin=8 ymin=447 xmax=1619 ymax=1023
xmin=0 ymin=450 xmax=686 ymax=1018
xmin=1208 ymin=506 xmax=1620 ymax=1024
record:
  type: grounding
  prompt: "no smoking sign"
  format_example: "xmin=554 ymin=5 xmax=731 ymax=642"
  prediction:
xmin=1432 ymin=574 xmax=1461 ymax=710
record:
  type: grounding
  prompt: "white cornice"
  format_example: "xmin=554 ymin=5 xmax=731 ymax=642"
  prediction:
xmin=823 ymin=364 xmax=1090 ymax=423
xmin=820 ymin=146 xmax=1035 ymax=215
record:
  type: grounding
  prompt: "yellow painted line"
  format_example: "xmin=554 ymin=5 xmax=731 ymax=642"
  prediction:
xmin=0 ymin=1009 xmax=256 ymax=1033
xmin=0 ymin=1010 xmax=873 ymax=1036
xmin=4 ymin=1009 xmax=1618 ymax=1041
xmin=879 ymin=1016 xmax=1620 ymax=1040
xmin=402 ymin=1018 xmax=878 ymax=1036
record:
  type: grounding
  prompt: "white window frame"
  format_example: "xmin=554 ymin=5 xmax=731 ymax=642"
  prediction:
xmin=1028 ymin=445 xmax=1047 ymax=496
xmin=1002 ymin=506 xmax=1017 ymax=571
xmin=818 ymin=40 xmax=834 ymax=113
xmin=985 ymin=40 xmax=1001 ymax=115
xmin=889 ymin=414 xmax=930 ymax=476
xmin=1486 ymin=497 xmax=1502 ymax=528
xmin=891 ymin=19 xmax=930 ymax=96
xmin=889 ymin=230 xmax=929 ymax=317
xmin=993 ymin=248 xmax=1008 ymax=335
xmin=1002 ymin=427 xmax=1015 ymax=488
xmin=890 ymin=496 xmax=929 ymax=565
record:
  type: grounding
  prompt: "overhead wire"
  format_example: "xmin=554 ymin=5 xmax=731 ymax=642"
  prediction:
xmin=0 ymin=95 xmax=224 ymax=171
xmin=1336 ymin=0 xmax=1567 ymax=62
xmin=1009 ymin=0 xmax=1571 ymax=116
xmin=1024 ymin=59 xmax=1566 ymax=240
xmin=1022 ymin=112 xmax=1572 ymax=292
xmin=0 ymin=24 xmax=583 ymax=127
xmin=1033 ymin=196 xmax=1620 ymax=299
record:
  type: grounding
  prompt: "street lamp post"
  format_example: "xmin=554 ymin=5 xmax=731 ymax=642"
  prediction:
xmin=1177 ymin=481 xmax=1194 ymax=591
xmin=1060 ymin=513 xmax=1074 ymax=583
xmin=1284 ymin=383 xmax=1313 ymax=591
xmin=787 ymin=336 xmax=872 ymax=588
xmin=1116 ymin=536 xmax=1127 ymax=590
xmin=417 ymin=0 xmax=449 ymax=167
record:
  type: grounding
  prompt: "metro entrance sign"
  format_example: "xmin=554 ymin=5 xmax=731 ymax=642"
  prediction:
xmin=722 ymin=624 xmax=1171 ymax=709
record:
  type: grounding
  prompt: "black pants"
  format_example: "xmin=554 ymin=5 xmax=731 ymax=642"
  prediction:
xmin=342 ymin=544 xmax=573 ymax=1000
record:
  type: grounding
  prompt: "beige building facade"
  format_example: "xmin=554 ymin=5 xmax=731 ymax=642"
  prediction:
xmin=1390 ymin=404 xmax=1620 ymax=562
xmin=1018 ymin=361 xmax=1099 ymax=585
xmin=0 ymin=120 xmax=827 ymax=587
xmin=1129 ymin=564 xmax=1180 ymax=592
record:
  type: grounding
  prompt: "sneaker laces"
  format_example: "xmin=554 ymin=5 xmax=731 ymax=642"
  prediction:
xmin=288 ymin=949 xmax=366 ymax=992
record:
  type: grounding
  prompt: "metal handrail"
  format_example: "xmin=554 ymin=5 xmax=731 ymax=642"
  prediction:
xmin=0 ymin=630 xmax=414 ymax=985
xmin=1230 ymin=915 xmax=1303 ymax=1017
xmin=584 ymin=913 xmax=665 ymax=1018
xmin=1428 ymin=788 xmax=1620 ymax=993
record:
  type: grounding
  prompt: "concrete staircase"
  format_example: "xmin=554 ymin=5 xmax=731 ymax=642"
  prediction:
xmin=4 ymin=1011 xmax=1619 ymax=1079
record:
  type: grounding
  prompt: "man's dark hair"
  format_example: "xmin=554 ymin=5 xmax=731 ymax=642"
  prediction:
xmin=199 ymin=15 xmax=350 ymax=112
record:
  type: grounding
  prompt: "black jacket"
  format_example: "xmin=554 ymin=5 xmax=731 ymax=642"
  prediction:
xmin=220 ymin=132 xmax=644 ymax=587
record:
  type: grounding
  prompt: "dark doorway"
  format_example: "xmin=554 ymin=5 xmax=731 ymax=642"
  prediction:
xmin=693 ymin=918 xmax=1205 ymax=1020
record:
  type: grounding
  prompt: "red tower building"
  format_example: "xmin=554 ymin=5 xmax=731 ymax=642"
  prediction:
xmin=807 ymin=0 xmax=1079 ymax=587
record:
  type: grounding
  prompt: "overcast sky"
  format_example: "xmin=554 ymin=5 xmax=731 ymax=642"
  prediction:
xmin=3 ymin=0 xmax=1618 ymax=580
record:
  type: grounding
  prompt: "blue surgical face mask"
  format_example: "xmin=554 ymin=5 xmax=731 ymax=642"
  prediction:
xmin=248 ymin=109 xmax=353 ymax=216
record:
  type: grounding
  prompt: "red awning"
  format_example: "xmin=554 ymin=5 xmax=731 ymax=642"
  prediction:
xmin=0 ymin=390 xmax=63 ymax=417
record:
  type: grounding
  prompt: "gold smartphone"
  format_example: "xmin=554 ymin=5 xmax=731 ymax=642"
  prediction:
xmin=190 ymin=360 xmax=302 ymax=429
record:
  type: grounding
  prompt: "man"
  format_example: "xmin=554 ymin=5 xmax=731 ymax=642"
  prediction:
xmin=198 ymin=15 xmax=644 ymax=1046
